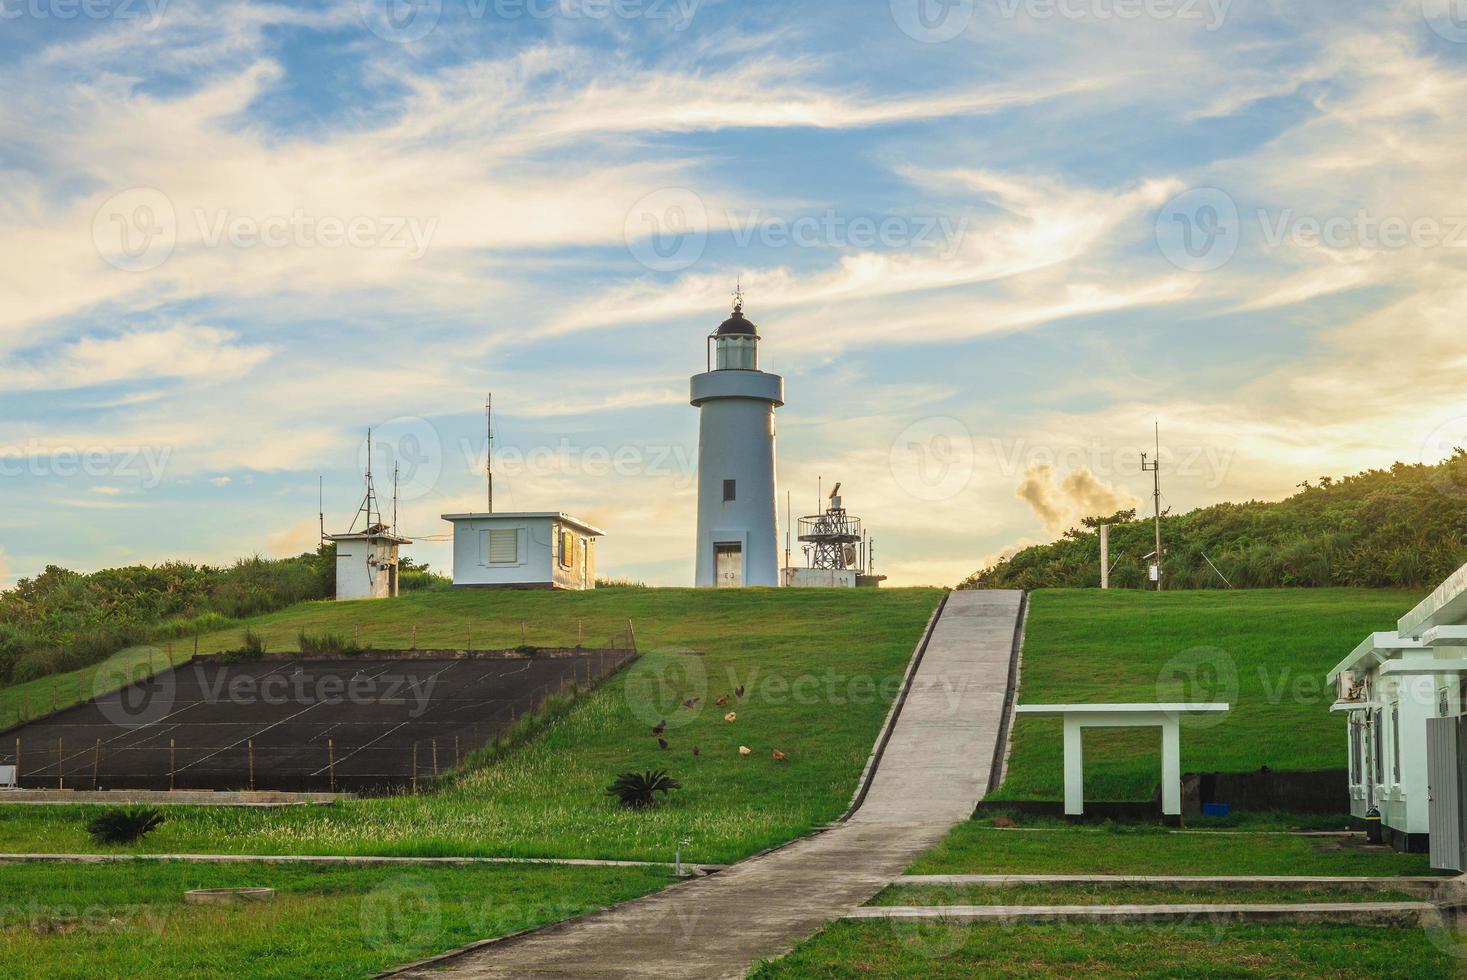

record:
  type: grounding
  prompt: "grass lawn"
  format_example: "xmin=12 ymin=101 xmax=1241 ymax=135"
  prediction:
xmin=869 ymin=884 xmax=1425 ymax=905
xmin=908 ymin=824 xmax=1440 ymax=877
xmin=750 ymin=921 xmax=1462 ymax=978
xmin=0 ymin=587 xmax=940 ymax=865
xmin=995 ymin=588 xmax=1420 ymax=801
xmin=0 ymin=860 xmax=668 ymax=978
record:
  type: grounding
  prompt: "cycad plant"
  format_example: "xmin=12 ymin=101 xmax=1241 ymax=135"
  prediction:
xmin=605 ymin=770 xmax=681 ymax=810
xmin=86 ymin=807 xmax=165 ymax=845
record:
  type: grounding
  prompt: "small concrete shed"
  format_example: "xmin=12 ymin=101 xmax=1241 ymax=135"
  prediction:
xmin=442 ymin=512 xmax=603 ymax=590
xmin=326 ymin=527 xmax=410 ymax=600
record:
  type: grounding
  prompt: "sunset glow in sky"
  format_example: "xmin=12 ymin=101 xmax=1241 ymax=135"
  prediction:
xmin=4 ymin=0 xmax=1467 ymax=586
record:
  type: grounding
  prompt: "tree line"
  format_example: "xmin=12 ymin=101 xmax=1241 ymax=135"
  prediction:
xmin=960 ymin=452 xmax=1467 ymax=591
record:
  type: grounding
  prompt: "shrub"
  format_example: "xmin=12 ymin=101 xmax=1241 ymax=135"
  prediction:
xmin=218 ymin=629 xmax=267 ymax=663
xmin=85 ymin=807 xmax=165 ymax=845
xmin=605 ymin=770 xmax=681 ymax=809
xmin=297 ymin=629 xmax=365 ymax=656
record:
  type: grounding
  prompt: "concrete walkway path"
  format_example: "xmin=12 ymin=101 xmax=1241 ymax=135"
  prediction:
xmin=0 ymin=852 xmax=725 ymax=873
xmin=392 ymin=590 xmax=1025 ymax=979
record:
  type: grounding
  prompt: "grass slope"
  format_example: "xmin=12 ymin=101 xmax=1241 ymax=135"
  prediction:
xmin=996 ymin=587 xmax=1419 ymax=801
xmin=0 ymin=860 xmax=667 ymax=978
xmin=0 ymin=644 xmax=176 ymax=729
xmin=0 ymin=587 xmax=940 ymax=865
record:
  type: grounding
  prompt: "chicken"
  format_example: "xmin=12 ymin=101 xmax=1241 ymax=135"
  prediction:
xmin=735 ymin=685 xmax=745 ymax=699
xmin=771 ymin=749 xmax=788 ymax=762
xmin=651 ymin=720 xmax=666 ymax=735
xmin=737 ymin=745 xmax=752 ymax=756
xmin=724 ymin=711 xmax=737 ymax=723
xmin=715 ymin=695 xmax=729 ymax=706
xmin=658 ymin=737 xmax=669 ymax=751
xmin=682 ymin=697 xmax=699 ymax=709
xmin=692 ymin=746 xmax=701 ymax=757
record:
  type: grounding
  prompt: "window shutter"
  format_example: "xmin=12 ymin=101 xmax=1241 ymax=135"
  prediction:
xmin=488 ymin=528 xmax=518 ymax=563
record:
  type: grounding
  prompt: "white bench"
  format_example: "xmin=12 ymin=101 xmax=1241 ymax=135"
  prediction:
xmin=1014 ymin=703 xmax=1230 ymax=816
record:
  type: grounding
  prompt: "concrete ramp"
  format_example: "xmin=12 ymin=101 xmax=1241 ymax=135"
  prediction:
xmin=852 ymin=590 xmax=1023 ymax=824
xmin=392 ymin=590 xmax=1025 ymax=979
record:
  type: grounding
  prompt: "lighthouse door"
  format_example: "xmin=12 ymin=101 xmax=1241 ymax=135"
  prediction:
xmin=714 ymin=543 xmax=743 ymax=588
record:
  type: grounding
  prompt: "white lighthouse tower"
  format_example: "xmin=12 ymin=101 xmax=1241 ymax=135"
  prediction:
xmin=691 ymin=292 xmax=784 ymax=587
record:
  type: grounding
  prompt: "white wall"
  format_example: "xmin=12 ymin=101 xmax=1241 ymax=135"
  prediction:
xmin=448 ymin=516 xmax=595 ymax=589
xmin=785 ymin=568 xmax=857 ymax=588
xmin=1350 ymin=661 xmax=1438 ymax=835
xmin=335 ymin=538 xmax=396 ymax=600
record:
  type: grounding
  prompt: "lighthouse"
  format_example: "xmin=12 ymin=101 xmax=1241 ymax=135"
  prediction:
xmin=691 ymin=293 xmax=784 ymax=587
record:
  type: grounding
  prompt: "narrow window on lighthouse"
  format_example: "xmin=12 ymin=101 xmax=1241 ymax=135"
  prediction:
xmin=723 ymin=479 xmax=736 ymax=502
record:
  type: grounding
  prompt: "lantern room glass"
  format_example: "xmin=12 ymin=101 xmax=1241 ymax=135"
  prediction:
xmin=714 ymin=335 xmax=757 ymax=370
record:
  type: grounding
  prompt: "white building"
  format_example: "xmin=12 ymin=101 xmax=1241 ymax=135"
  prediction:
xmin=441 ymin=512 xmax=602 ymax=590
xmin=690 ymin=298 xmax=783 ymax=587
xmin=1329 ymin=563 xmax=1467 ymax=859
xmin=326 ymin=528 xmax=410 ymax=600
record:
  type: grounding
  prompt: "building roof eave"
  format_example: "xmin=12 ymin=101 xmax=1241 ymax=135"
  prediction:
xmin=1327 ymin=631 xmax=1424 ymax=683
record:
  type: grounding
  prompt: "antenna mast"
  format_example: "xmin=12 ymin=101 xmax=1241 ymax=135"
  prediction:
xmin=1141 ymin=421 xmax=1163 ymax=591
xmin=318 ymin=476 xmax=325 ymax=544
xmin=351 ymin=427 xmax=381 ymax=533
xmin=392 ymin=463 xmax=399 ymax=535
xmin=485 ymin=393 xmax=494 ymax=514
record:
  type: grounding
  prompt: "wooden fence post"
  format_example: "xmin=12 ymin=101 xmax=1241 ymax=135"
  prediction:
xmin=454 ymin=735 xmax=460 ymax=769
xmin=432 ymin=738 xmax=439 ymax=777
xmin=169 ymin=738 xmax=176 ymax=791
xmin=248 ymin=739 xmax=255 ymax=791
xmin=92 ymin=738 xmax=101 ymax=790
xmin=56 ymin=737 xmax=63 ymax=789
xmin=411 ymin=743 xmax=418 ymax=793
xmin=327 ymin=738 xmax=336 ymax=793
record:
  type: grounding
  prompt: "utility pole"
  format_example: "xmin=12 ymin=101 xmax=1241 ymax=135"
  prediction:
xmin=1141 ymin=421 xmax=1163 ymax=591
xmin=485 ymin=393 xmax=494 ymax=514
xmin=1099 ymin=523 xmax=1110 ymax=590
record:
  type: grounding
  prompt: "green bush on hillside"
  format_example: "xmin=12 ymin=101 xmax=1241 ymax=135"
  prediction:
xmin=962 ymin=453 xmax=1467 ymax=590
xmin=0 ymin=547 xmax=334 ymax=685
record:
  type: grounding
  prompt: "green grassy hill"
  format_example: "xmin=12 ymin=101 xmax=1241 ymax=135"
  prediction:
xmin=994 ymin=588 xmax=1419 ymax=801
xmin=964 ymin=453 xmax=1467 ymax=590
xmin=0 ymin=587 xmax=940 ymax=865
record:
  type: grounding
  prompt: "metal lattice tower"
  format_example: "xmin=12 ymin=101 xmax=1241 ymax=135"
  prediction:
xmin=797 ymin=483 xmax=864 ymax=570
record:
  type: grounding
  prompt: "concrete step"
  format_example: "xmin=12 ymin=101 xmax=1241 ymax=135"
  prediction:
xmin=846 ymin=901 xmax=1439 ymax=927
xmin=895 ymin=873 xmax=1450 ymax=895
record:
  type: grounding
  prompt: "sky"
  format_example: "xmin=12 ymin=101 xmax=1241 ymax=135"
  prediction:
xmin=3 ymin=0 xmax=1467 ymax=588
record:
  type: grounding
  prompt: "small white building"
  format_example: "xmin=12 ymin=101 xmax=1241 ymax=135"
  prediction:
xmin=441 ymin=512 xmax=602 ymax=590
xmin=1330 ymin=562 xmax=1467 ymax=860
xmin=327 ymin=527 xmax=410 ymax=600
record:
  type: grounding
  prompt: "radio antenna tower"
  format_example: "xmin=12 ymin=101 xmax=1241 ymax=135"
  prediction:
xmin=351 ymin=428 xmax=383 ymax=533
xmin=485 ymin=393 xmax=494 ymax=514
xmin=1141 ymin=421 xmax=1163 ymax=591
